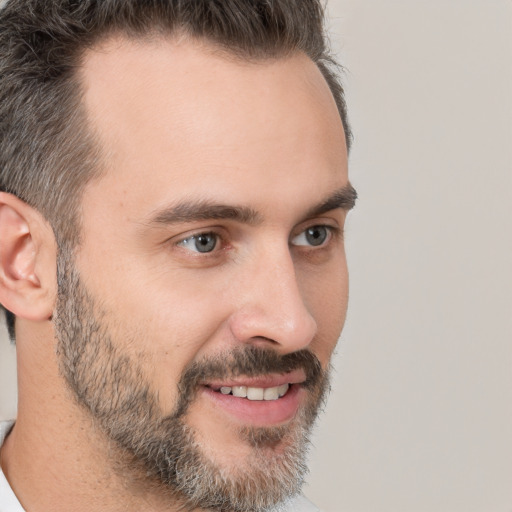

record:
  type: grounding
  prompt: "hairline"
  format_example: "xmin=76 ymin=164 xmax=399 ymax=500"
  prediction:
xmin=70 ymin=30 xmax=350 ymax=243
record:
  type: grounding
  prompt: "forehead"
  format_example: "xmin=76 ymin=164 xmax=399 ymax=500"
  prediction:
xmin=79 ymin=36 xmax=347 ymax=216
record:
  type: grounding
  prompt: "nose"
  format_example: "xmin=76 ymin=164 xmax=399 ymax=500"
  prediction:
xmin=228 ymin=246 xmax=318 ymax=353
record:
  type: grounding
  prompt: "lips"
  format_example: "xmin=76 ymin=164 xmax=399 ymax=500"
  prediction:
xmin=217 ymin=383 xmax=290 ymax=401
xmin=175 ymin=348 xmax=322 ymax=425
xmin=204 ymin=369 xmax=306 ymax=391
xmin=200 ymin=370 xmax=306 ymax=425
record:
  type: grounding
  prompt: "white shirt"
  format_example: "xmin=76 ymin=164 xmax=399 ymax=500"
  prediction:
xmin=0 ymin=421 xmax=23 ymax=512
xmin=0 ymin=420 xmax=320 ymax=512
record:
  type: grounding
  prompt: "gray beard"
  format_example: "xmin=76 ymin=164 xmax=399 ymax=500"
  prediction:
xmin=53 ymin=253 xmax=329 ymax=512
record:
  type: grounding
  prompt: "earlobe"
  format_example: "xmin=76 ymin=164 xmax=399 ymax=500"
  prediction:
xmin=0 ymin=192 xmax=56 ymax=321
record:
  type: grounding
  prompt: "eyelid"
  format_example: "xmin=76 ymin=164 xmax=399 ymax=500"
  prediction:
xmin=168 ymin=219 xmax=341 ymax=256
xmin=290 ymin=224 xmax=338 ymax=248
xmin=176 ymin=232 xmax=217 ymax=252
xmin=172 ymin=227 xmax=229 ymax=258
xmin=176 ymin=231 xmax=216 ymax=241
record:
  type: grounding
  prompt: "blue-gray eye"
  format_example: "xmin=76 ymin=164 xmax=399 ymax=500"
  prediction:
xmin=178 ymin=233 xmax=218 ymax=253
xmin=291 ymin=226 xmax=329 ymax=247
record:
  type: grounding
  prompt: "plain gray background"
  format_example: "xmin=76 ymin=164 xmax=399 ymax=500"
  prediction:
xmin=1 ymin=1 xmax=511 ymax=511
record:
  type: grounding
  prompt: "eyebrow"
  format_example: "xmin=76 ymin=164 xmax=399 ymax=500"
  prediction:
xmin=148 ymin=183 xmax=357 ymax=227
xmin=305 ymin=182 xmax=358 ymax=218
xmin=150 ymin=200 xmax=263 ymax=226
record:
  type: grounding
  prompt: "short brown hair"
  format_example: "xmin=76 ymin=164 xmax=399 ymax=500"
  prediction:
xmin=0 ymin=0 xmax=352 ymax=339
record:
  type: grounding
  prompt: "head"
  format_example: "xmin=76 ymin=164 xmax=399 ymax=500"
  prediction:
xmin=0 ymin=1 xmax=355 ymax=511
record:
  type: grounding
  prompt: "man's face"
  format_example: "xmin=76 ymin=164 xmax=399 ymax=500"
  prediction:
xmin=56 ymin=37 xmax=351 ymax=510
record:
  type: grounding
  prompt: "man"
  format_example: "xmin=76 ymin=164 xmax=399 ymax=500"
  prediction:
xmin=0 ymin=0 xmax=356 ymax=511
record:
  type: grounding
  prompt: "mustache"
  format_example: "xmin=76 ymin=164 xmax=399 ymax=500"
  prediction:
xmin=173 ymin=346 xmax=323 ymax=417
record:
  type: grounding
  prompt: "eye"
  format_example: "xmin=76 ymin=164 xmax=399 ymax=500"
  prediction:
xmin=291 ymin=225 xmax=331 ymax=247
xmin=177 ymin=232 xmax=219 ymax=253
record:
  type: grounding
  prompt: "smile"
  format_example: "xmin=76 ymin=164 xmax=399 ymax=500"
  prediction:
xmin=200 ymin=372 xmax=306 ymax=426
xmin=209 ymin=383 xmax=290 ymax=401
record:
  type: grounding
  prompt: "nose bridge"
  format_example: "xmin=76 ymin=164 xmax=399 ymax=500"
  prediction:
xmin=230 ymin=241 xmax=317 ymax=351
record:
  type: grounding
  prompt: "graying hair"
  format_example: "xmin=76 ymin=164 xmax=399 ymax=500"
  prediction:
xmin=0 ymin=0 xmax=352 ymax=339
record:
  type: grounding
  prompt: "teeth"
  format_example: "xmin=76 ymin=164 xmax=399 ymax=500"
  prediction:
xmin=247 ymin=387 xmax=264 ymax=401
xmin=263 ymin=387 xmax=279 ymax=400
xmin=278 ymin=383 xmax=289 ymax=397
xmin=215 ymin=383 xmax=291 ymax=401
xmin=232 ymin=386 xmax=248 ymax=398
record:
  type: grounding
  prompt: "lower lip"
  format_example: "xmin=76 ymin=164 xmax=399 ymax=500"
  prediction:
xmin=201 ymin=384 xmax=303 ymax=426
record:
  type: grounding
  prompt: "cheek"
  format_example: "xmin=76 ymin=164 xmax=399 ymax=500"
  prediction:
xmin=85 ymin=267 xmax=234 ymax=413
xmin=139 ymin=284 xmax=236 ymax=412
xmin=300 ymin=258 xmax=348 ymax=364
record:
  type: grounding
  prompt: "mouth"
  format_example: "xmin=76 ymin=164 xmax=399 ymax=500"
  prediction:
xmin=200 ymin=371 xmax=306 ymax=426
xmin=209 ymin=383 xmax=291 ymax=401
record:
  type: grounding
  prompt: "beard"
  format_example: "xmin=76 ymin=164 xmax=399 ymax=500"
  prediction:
xmin=53 ymin=252 xmax=330 ymax=512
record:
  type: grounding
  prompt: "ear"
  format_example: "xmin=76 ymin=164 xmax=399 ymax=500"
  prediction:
xmin=0 ymin=192 xmax=57 ymax=321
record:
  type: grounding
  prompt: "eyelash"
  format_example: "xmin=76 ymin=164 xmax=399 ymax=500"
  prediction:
xmin=177 ymin=231 xmax=224 ymax=254
xmin=175 ymin=224 xmax=339 ymax=255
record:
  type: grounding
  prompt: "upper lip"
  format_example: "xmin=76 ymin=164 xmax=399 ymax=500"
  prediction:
xmin=204 ymin=369 xmax=306 ymax=390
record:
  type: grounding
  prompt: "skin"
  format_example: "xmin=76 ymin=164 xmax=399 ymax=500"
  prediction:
xmin=0 ymin=36 xmax=351 ymax=512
